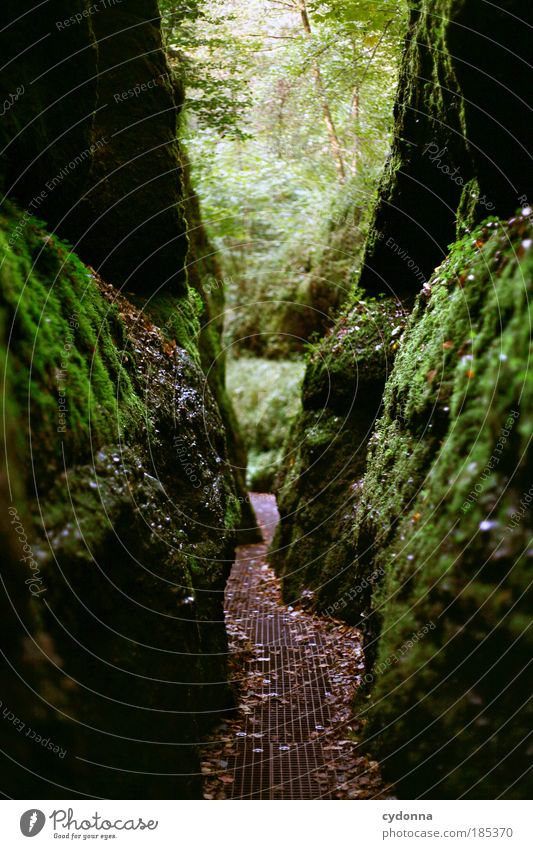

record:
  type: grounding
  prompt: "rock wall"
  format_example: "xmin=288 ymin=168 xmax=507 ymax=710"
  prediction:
xmin=179 ymin=149 xmax=260 ymax=541
xmin=351 ymin=215 xmax=533 ymax=799
xmin=358 ymin=0 xmax=533 ymax=299
xmin=0 ymin=1 xmax=248 ymax=798
xmin=272 ymin=0 xmax=533 ymax=798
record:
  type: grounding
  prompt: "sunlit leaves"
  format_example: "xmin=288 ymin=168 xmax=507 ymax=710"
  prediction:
xmin=159 ymin=0 xmax=256 ymax=137
xmin=161 ymin=0 xmax=404 ymax=315
xmin=307 ymin=0 xmax=405 ymax=29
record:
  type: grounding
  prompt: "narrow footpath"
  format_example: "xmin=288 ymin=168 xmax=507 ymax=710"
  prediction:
xmin=201 ymin=493 xmax=394 ymax=800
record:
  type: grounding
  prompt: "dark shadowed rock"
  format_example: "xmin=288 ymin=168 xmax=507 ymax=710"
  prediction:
xmin=358 ymin=0 xmax=533 ymax=299
xmin=272 ymin=0 xmax=533 ymax=799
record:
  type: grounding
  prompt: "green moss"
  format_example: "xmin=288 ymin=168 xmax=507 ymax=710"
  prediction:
xmin=141 ymin=289 xmax=203 ymax=361
xmin=273 ymin=212 xmax=533 ymax=797
xmin=1 ymin=198 xmax=241 ymax=797
xmin=226 ymin=358 xmax=305 ymax=490
xmin=456 ymin=178 xmax=484 ymax=236
xmin=0 ymin=202 xmax=148 ymax=472
xmin=272 ymin=406 xmax=362 ymax=602
xmin=271 ymin=294 xmax=408 ymax=601
xmin=350 ymin=214 xmax=533 ymax=798
xmin=303 ymin=292 xmax=408 ymax=412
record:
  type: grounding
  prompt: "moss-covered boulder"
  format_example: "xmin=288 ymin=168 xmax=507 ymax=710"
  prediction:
xmin=271 ymin=295 xmax=408 ymax=603
xmin=351 ymin=214 xmax=533 ymax=799
xmin=274 ymin=212 xmax=533 ymax=797
xmin=0 ymin=202 xmax=240 ymax=797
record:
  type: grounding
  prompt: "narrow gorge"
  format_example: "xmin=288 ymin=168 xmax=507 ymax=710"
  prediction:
xmin=0 ymin=0 xmax=531 ymax=804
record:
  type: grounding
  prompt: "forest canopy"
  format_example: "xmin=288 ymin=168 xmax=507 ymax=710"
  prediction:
xmin=160 ymin=0 xmax=406 ymax=320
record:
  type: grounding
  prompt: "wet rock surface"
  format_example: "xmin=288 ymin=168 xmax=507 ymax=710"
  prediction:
xmin=0 ymin=255 xmax=239 ymax=798
xmin=0 ymin=0 xmax=253 ymax=798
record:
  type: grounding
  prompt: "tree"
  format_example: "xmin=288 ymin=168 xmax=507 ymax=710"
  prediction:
xmin=159 ymin=0 xmax=255 ymax=138
xmin=293 ymin=0 xmax=347 ymax=184
xmin=159 ymin=0 xmax=405 ymax=350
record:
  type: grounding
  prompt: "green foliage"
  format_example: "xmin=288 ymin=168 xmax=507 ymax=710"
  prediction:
xmin=309 ymin=0 xmax=403 ymax=27
xmin=160 ymin=0 xmax=405 ymax=357
xmin=159 ymin=0 xmax=254 ymax=138
xmin=226 ymin=358 xmax=305 ymax=489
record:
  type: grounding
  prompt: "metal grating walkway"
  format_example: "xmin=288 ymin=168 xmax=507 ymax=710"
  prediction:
xmin=224 ymin=494 xmax=337 ymax=799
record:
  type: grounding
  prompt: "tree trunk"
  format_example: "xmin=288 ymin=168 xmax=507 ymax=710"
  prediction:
xmin=297 ymin=0 xmax=346 ymax=184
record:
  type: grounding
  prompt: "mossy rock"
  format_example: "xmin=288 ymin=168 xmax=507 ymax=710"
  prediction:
xmin=0 ymin=203 xmax=239 ymax=798
xmin=276 ymin=213 xmax=533 ymax=798
xmin=354 ymin=214 xmax=533 ymax=799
